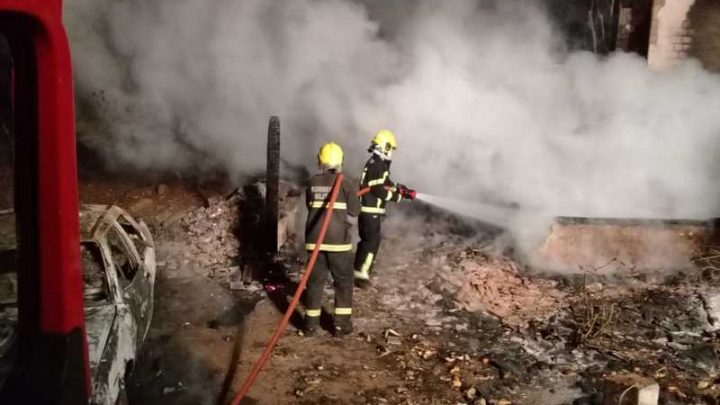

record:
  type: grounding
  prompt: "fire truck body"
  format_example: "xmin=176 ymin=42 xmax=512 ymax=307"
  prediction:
xmin=0 ymin=0 xmax=90 ymax=402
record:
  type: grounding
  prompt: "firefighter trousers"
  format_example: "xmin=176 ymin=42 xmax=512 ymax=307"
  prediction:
xmin=354 ymin=213 xmax=382 ymax=280
xmin=304 ymin=251 xmax=354 ymax=328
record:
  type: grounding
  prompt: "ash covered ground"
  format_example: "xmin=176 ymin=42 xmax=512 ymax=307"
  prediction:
xmin=71 ymin=176 xmax=720 ymax=405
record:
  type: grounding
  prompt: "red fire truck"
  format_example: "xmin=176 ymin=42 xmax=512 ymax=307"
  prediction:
xmin=0 ymin=1 xmax=89 ymax=403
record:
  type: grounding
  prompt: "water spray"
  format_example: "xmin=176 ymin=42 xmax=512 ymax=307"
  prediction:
xmin=414 ymin=193 xmax=516 ymax=228
xmin=358 ymin=187 xmax=515 ymax=227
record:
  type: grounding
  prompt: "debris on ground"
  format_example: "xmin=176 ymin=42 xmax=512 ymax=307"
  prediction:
xmin=180 ymin=193 xmax=242 ymax=271
xmin=451 ymin=252 xmax=565 ymax=327
xmin=603 ymin=373 xmax=659 ymax=405
xmin=105 ymin=180 xmax=720 ymax=405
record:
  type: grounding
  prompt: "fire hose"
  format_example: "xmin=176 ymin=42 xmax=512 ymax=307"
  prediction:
xmin=229 ymin=173 xmax=344 ymax=404
xmin=357 ymin=185 xmax=415 ymax=199
xmin=227 ymin=177 xmax=416 ymax=403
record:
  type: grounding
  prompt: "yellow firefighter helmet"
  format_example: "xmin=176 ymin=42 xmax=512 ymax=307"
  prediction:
xmin=372 ymin=129 xmax=397 ymax=152
xmin=318 ymin=142 xmax=344 ymax=170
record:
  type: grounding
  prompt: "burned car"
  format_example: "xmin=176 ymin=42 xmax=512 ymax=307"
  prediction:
xmin=0 ymin=204 xmax=156 ymax=404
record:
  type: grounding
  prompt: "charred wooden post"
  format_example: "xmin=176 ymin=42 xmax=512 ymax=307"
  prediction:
xmin=265 ymin=116 xmax=280 ymax=254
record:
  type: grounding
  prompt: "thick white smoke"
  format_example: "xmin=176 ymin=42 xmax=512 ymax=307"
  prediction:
xmin=66 ymin=0 xmax=400 ymax=175
xmin=64 ymin=0 xmax=720 ymax=228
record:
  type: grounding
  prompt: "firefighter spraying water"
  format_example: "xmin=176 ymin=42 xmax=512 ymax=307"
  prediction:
xmin=354 ymin=130 xmax=416 ymax=287
xmin=351 ymin=125 xmax=541 ymax=292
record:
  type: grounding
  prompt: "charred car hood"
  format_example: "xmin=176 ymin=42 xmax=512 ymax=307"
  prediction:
xmin=0 ymin=304 xmax=116 ymax=386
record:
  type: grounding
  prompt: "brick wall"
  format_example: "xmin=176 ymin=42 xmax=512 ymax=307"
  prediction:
xmin=648 ymin=0 xmax=695 ymax=70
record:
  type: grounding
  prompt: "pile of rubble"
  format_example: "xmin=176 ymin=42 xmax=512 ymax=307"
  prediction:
xmin=154 ymin=180 xmax=301 ymax=291
xmin=180 ymin=194 xmax=242 ymax=271
xmin=447 ymin=250 xmax=565 ymax=328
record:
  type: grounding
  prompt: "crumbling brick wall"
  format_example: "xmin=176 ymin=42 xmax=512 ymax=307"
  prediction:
xmin=648 ymin=0 xmax=695 ymax=70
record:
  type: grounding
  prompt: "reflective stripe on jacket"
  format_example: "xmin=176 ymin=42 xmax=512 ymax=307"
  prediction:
xmin=360 ymin=157 xmax=401 ymax=215
xmin=305 ymin=172 xmax=360 ymax=251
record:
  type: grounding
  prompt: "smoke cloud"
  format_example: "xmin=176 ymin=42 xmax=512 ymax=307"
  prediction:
xmin=64 ymin=0 xmax=720 ymax=251
xmin=66 ymin=0 xmax=400 ymax=175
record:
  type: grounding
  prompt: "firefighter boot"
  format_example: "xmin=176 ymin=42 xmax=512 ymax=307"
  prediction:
xmin=333 ymin=318 xmax=354 ymax=337
xmin=302 ymin=323 xmax=319 ymax=337
xmin=334 ymin=324 xmax=354 ymax=337
xmin=354 ymin=278 xmax=370 ymax=289
xmin=303 ymin=311 xmax=321 ymax=337
xmin=354 ymin=268 xmax=371 ymax=289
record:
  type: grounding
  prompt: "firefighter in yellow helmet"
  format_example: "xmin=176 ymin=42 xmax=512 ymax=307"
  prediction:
xmin=354 ymin=130 xmax=415 ymax=288
xmin=303 ymin=142 xmax=360 ymax=336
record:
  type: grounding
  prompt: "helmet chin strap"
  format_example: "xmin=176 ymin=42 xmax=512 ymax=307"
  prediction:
xmin=372 ymin=146 xmax=392 ymax=161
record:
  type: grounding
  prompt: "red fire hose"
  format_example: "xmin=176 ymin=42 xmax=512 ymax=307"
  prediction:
xmin=229 ymin=173 xmax=344 ymax=404
xmin=357 ymin=186 xmax=389 ymax=196
xmin=358 ymin=186 xmax=415 ymax=199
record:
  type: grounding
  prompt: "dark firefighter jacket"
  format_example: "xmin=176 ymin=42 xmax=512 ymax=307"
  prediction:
xmin=305 ymin=172 xmax=360 ymax=252
xmin=360 ymin=156 xmax=401 ymax=215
